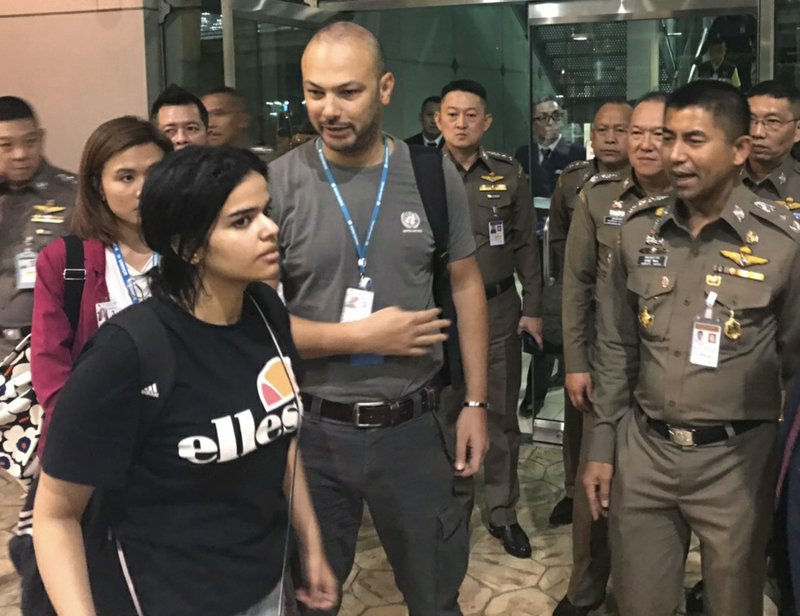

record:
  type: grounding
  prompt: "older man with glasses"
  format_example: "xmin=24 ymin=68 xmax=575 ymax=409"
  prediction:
xmin=514 ymin=95 xmax=586 ymax=197
xmin=742 ymin=80 xmax=800 ymax=203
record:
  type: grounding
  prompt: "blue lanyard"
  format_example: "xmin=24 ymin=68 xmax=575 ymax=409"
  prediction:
xmin=111 ymin=243 xmax=159 ymax=304
xmin=316 ymin=137 xmax=390 ymax=288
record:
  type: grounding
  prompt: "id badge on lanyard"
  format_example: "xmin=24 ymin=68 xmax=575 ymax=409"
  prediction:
xmin=318 ymin=138 xmax=389 ymax=366
xmin=689 ymin=291 xmax=722 ymax=368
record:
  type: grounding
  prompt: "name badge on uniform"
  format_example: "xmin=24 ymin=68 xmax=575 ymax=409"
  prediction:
xmin=14 ymin=248 xmax=38 ymax=290
xmin=604 ymin=209 xmax=625 ymax=226
xmin=95 ymin=300 xmax=121 ymax=326
xmin=637 ymin=254 xmax=668 ymax=267
xmin=690 ymin=321 xmax=722 ymax=368
xmin=340 ymin=288 xmax=383 ymax=365
xmin=489 ymin=220 xmax=505 ymax=246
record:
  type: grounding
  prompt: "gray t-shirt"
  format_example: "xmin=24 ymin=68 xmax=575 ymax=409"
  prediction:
xmin=268 ymin=136 xmax=475 ymax=402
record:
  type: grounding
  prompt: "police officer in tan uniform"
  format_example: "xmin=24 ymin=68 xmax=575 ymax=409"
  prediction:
xmin=743 ymin=80 xmax=800 ymax=206
xmin=556 ymin=93 xmax=670 ymax=616
xmin=584 ymin=80 xmax=800 ymax=616
xmin=0 ymin=97 xmax=76 ymax=357
xmin=437 ymin=79 xmax=542 ymax=558
xmin=546 ymin=101 xmax=632 ymax=532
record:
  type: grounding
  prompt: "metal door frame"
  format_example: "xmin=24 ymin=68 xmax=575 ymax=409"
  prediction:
xmin=528 ymin=0 xmax=772 ymax=80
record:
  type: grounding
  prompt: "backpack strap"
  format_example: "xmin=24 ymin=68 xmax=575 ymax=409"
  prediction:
xmin=408 ymin=145 xmax=449 ymax=268
xmin=110 ymin=303 xmax=176 ymax=425
xmin=407 ymin=145 xmax=463 ymax=388
xmin=62 ymin=235 xmax=86 ymax=332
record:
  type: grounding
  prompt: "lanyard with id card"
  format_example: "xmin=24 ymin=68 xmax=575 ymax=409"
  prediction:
xmin=111 ymin=243 xmax=160 ymax=305
xmin=489 ymin=219 xmax=505 ymax=246
xmin=317 ymin=138 xmax=389 ymax=366
xmin=14 ymin=236 xmax=38 ymax=290
xmin=689 ymin=291 xmax=722 ymax=368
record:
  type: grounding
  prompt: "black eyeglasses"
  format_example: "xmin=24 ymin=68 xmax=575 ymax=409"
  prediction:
xmin=534 ymin=111 xmax=563 ymax=124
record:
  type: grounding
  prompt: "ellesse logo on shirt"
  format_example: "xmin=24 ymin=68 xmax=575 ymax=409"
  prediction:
xmin=178 ymin=357 xmax=302 ymax=465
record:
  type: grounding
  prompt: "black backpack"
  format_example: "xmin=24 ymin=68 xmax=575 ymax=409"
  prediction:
xmin=408 ymin=145 xmax=464 ymax=389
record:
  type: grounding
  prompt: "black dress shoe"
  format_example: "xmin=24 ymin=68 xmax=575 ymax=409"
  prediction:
xmin=552 ymin=596 xmax=600 ymax=616
xmin=549 ymin=496 xmax=574 ymax=526
xmin=488 ymin=522 xmax=532 ymax=558
xmin=686 ymin=579 xmax=704 ymax=614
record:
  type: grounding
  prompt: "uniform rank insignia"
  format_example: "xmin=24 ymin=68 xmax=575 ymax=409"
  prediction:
xmin=33 ymin=204 xmax=65 ymax=214
xmin=480 ymin=184 xmax=507 ymax=192
xmin=745 ymin=231 xmax=759 ymax=244
xmin=713 ymin=265 xmax=765 ymax=282
xmin=30 ymin=214 xmax=64 ymax=224
xmin=720 ymin=247 xmax=768 ymax=267
xmin=481 ymin=173 xmax=504 ymax=183
xmin=705 ymin=274 xmax=722 ymax=287
xmin=639 ymin=307 xmax=654 ymax=329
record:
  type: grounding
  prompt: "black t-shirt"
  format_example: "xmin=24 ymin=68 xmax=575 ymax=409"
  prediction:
xmin=43 ymin=289 xmax=301 ymax=616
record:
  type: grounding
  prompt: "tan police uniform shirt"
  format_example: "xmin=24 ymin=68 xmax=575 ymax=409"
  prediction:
xmin=549 ymin=159 xmax=600 ymax=274
xmin=742 ymin=156 xmax=800 ymax=205
xmin=562 ymin=167 xmax=643 ymax=374
xmin=588 ymin=183 xmax=800 ymax=464
xmin=0 ymin=161 xmax=76 ymax=346
xmin=445 ymin=147 xmax=542 ymax=316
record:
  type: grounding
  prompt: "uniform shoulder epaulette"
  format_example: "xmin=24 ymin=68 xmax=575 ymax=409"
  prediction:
xmin=561 ymin=159 xmax=590 ymax=176
xmin=54 ymin=172 xmax=77 ymax=186
xmin=750 ymin=199 xmax=800 ymax=240
xmin=586 ymin=171 xmax=624 ymax=188
xmin=624 ymin=194 xmax=670 ymax=221
xmin=485 ymin=150 xmax=514 ymax=164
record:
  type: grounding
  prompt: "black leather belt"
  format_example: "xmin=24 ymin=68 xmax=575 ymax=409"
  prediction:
xmin=485 ymin=276 xmax=515 ymax=300
xmin=646 ymin=416 xmax=766 ymax=447
xmin=301 ymin=385 xmax=440 ymax=428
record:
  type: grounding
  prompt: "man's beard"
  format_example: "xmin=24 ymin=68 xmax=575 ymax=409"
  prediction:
xmin=324 ymin=110 xmax=382 ymax=156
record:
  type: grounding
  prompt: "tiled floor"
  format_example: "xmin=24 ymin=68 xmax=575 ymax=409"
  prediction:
xmin=0 ymin=443 xmax=779 ymax=615
xmin=339 ymin=443 xmax=779 ymax=616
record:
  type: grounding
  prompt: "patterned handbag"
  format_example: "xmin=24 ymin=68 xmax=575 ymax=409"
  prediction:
xmin=0 ymin=335 xmax=43 ymax=487
xmin=0 ymin=235 xmax=86 ymax=488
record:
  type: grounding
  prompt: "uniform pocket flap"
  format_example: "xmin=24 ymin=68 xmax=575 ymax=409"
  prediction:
xmin=626 ymin=270 xmax=677 ymax=300
xmin=716 ymin=283 xmax=772 ymax=311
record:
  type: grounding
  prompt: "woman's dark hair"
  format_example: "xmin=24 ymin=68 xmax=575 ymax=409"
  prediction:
xmin=70 ymin=116 xmax=173 ymax=243
xmin=140 ymin=146 xmax=268 ymax=309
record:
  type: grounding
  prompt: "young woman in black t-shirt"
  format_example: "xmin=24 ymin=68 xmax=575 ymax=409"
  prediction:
xmin=32 ymin=147 xmax=337 ymax=616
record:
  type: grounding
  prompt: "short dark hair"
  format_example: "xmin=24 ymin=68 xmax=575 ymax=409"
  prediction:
xmin=151 ymin=84 xmax=209 ymax=128
xmin=0 ymin=96 xmax=37 ymax=124
xmin=421 ymin=96 xmax=441 ymax=111
xmin=141 ymin=146 xmax=267 ymax=309
xmin=203 ymin=86 xmax=240 ymax=98
xmin=748 ymin=80 xmax=800 ymax=116
xmin=441 ymin=80 xmax=488 ymax=105
xmin=665 ymin=80 xmax=749 ymax=142
xmin=636 ymin=91 xmax=668 ymax=106
xmin=71 ymin=116 xmax=173 ymax=244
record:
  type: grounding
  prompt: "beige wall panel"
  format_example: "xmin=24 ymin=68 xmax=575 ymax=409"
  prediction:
xmin=0 ymin=6 xmax=151 ymax=171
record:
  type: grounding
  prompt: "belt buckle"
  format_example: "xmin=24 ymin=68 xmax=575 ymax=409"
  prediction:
xmin=668 ymin=427 xmax=696 ymax=447
xmin=353 ymin=401 xmax=385 ymax=428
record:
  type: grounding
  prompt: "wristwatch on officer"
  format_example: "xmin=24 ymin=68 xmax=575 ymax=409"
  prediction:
xmin=463 ymin=400 xmax=489 ymax=410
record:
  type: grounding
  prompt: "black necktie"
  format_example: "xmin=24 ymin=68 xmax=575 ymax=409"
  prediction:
xmin=427 ymin=141 xmax=437 ymax=148
xmin=541 ymin=148 xmax=552 ymax=162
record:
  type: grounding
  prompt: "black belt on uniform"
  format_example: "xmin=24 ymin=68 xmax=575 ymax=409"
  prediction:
xmin=485 ymin=276 xmax=515 ymax=300
xmin=646 ymin=416 xmax=766 ymax=447
xmin=301 ymin=385 xmax=440 ymax=429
